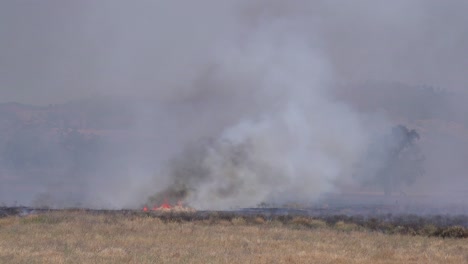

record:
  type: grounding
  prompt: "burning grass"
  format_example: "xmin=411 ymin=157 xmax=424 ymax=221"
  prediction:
xmin=0 ymin=211 xmax=467 ymax=263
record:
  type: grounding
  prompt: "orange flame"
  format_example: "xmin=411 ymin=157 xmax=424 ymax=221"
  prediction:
xmin=145 ymin=198 xmax=173 ymax=211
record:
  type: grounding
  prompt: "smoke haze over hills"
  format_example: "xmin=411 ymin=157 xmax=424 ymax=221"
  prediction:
xmin=0 ymin=1 xmax=467 ymax=209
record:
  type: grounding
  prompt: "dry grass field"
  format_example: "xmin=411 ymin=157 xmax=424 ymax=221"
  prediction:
xmin=0 ymin=212 xmax=467 ymax=264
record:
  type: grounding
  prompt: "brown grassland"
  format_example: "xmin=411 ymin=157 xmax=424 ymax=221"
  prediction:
xmin=0 ymin=212 xmax=467 ymax=264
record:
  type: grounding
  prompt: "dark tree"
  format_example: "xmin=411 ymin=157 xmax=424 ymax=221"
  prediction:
xmin=357 ymin=125 xmax=424 ymax=195
xmin=381 ymin=125 xmax=424 ymax=195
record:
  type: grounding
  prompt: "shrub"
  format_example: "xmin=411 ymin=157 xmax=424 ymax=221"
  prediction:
xmin=334 ymin=221 xmax=360 ymax=232
xmin=418 ymin=224 xmax=438 ymax=237
xmin=290 ymin=217 xmax=327 ymax=229
xmin=439 ymin=226 xmax=467 ymax=239
xmin=253 ymin=216 xmax=266 ymax=225
xmin=231 ymin=217 xmax=247 ymax=226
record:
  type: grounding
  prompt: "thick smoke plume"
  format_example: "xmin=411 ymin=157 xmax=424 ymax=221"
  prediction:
xmin=148 ymin=15 xmax=373 ymax=209
xmin=0 ymin=1 xmax=467 ymax=209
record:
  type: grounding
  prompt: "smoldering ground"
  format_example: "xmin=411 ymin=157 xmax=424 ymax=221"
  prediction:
xmin=0 ymin=1 xmax=467 ymax=210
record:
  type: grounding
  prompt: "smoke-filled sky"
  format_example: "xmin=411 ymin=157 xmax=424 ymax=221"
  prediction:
xmin=1 ymin=0 xmax=467 ymax=104
xmin=0 ymin=1 xmax=467 ymax=210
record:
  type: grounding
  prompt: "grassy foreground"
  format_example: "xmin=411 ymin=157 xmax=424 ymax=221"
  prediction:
xmin=0 ymin=212 xmax=467 ymax=264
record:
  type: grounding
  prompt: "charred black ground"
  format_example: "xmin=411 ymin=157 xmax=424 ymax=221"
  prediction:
xmin=2 ymin=194 xmax=467 ymax=239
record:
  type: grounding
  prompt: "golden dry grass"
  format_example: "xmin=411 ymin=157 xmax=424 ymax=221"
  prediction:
xmin=0 ymin=212 xmax=467 ymax=264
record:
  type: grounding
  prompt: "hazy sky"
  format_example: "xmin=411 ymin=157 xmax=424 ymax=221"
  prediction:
xmin=0 ymin=0 xmax=467 ymax=105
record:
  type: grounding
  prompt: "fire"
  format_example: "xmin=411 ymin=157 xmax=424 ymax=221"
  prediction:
xmin=151 ymin=199 xmax=172 ymax=210
xmin=159 ymin=201 xmax=172 ymax=209
xmin=142 ymin=199 xmax=195 ymax=212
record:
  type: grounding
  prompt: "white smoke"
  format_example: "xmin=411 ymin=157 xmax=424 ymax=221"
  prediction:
xmin=160 ymin=11 xmax=372 ymax=209
xmin=7 ymin=0 xmax=467 ymax=209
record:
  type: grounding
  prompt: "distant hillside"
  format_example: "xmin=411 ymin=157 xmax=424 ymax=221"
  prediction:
xmin=0 ymin=84 xmax=467 ymax=206
xmin=333 ymin=81 xmax=468 ymax=126
xmin=1 ymin=85 xmax=467 ymax=175
xmin=0 ymin=98 xmax=133 ymax=189
xmin=0 ymin=98 xmax=135 ymax=132
xmin=332 ymin=82 xmax=468 ymax=194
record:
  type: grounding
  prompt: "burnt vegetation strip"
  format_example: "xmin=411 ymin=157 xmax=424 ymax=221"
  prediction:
xmin=1 ymin=207 xmax=467 ymax=238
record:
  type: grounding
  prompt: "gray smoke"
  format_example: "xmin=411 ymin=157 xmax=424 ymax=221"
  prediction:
xmin=0 ymin=1 xmax=467 ymax=209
